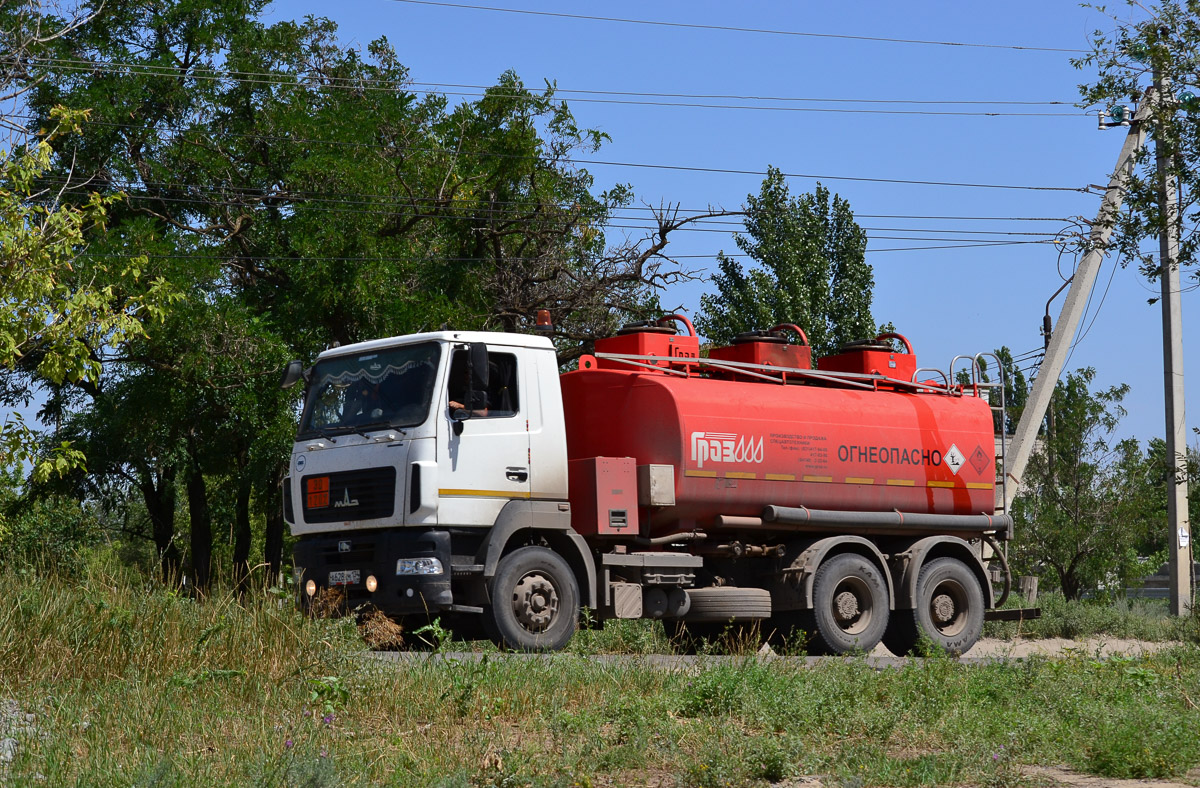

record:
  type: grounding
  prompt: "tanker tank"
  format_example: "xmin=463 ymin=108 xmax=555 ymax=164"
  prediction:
xmin=560 ymin=322 xmax=997 ymax=537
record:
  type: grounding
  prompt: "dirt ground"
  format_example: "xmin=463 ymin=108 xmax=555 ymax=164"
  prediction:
xmin=869 ymin=636 xmax=1178 ymax=660
xmin=608 ymin=766 xmax=1200 ymax=787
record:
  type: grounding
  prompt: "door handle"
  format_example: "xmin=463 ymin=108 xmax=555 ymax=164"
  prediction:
xmin=506 ymin=467 xmax=528 ymax=483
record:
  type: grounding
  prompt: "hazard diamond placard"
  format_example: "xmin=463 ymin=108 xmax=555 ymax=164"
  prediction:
xmin=944 ymin=443 xmax=966 ymax=476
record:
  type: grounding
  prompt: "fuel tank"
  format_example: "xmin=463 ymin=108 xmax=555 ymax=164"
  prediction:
xmin=560 ymin=353 xmax=996 ymax=535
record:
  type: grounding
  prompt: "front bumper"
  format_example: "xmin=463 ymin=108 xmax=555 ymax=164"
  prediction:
xmin=294 ymin=528 xmax=453 ymax=615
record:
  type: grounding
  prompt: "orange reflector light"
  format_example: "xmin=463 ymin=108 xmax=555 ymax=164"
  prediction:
xmin=306 ymin=476 xmax=329 ymax=508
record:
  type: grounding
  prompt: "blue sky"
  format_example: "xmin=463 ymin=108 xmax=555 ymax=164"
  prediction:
xmin=266 ymin=1 xmax=1190 ymax=443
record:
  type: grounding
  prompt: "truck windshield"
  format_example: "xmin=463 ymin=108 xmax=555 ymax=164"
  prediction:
xmin=299 ymin=342 xmax=441 ymax=435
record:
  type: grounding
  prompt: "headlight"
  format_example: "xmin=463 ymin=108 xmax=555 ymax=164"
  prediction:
xmin=396 ymin=557 xmax=444 ymax=576
xmin=305 ymin=579 xmax=317 ymax=597
xmin=366 ymin=575 xmax=378 ymax=592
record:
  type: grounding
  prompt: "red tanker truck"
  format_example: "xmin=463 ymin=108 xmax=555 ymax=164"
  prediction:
xmin=281 ymin=314 xmax=1012 ymax=655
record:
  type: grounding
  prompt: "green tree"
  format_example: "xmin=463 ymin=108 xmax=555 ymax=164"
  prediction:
xmin=1011 ymin=368 xmax=1160 ymax=600
xmin=0 ymin=111 xmax=176 ymax=482
xmin=697 ymin=167 xmax=881 ymax=358
xmin=12 ymin=0 xmax=718 ymax=588
xmin=1076 ymin=1 xmax=1200 ymax=282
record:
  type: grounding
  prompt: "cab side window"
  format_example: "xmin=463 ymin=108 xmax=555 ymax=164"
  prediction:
xmin=447 ymin=349 xmax=520 ymax=418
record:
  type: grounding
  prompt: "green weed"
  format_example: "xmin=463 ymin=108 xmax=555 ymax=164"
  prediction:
xmin=1 ymin=559 xmax=1199 ymax=786
xmin=1081 ymin=712 xmax=1200 ymax=778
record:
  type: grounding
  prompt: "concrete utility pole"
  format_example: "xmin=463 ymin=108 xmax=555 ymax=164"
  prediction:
xmin=1154 ymin=71 xmax=1193 ymax=616
xmin=1002 ymin=99 xmax=1150 ymax=513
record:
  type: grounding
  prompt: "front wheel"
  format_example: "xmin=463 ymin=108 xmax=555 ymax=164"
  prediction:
xmin=486 ymin=546 xmax=579 ymax=652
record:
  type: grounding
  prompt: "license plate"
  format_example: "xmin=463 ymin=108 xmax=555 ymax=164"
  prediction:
xmin=328 ymin=569 xmax=360 ymax=586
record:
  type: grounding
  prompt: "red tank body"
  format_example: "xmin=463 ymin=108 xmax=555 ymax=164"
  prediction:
xmin=560 ymin=361 xmax=996 ymax=537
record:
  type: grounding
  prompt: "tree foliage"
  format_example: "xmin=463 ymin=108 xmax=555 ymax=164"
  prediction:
xmin=5 ymin=0 xmax=723 ymax=588
xmin=1011 ymin=368 xmax=1163 ymax=600
xmin=697 ymin=167 xmax=880 ymax=358
xmin=0 ymin=110 xmax=177 ymax=482
xmin=1076 ymin=1 xmax=1200 ymax=285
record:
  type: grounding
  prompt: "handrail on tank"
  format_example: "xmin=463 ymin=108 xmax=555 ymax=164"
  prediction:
xmin=876 ymin=332 xmax=913 ymax=355
xmin=948 ymin=354 xmax=988 ymax=394
xmin=769 ymin=324 xmax=809 ymax=345
xmin=974 ymin=351 xmax=1009 ymax=520
xmin=697 ymin=357 xmax=795 ymax=385
xmin=911 ymin=367 xmax=951 ymax=391
xmin=591 ymin=351 xmax=962 ymax=394
xmin=588 ymin=353 xmax=693 ymax=377
xmin=659 ymin=314 xmax=698 ymax=337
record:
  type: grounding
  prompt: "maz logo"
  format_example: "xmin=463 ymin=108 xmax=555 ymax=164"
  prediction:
xmin=333 ymin=488 xmax=360 ymax=508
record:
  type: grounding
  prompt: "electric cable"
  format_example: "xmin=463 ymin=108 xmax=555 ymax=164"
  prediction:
xmin=384 ymin=0 xmax=1088 ymax=53
xmin=12 ymin=109 xmax=1090 ymax=192
xmin=9 ymin=61 xmax=1088 ymax=116
xmin=7 ymin=58 xmax=1086 ymax=116
xmin=74 ymin=237 xmax=1050 ymax=264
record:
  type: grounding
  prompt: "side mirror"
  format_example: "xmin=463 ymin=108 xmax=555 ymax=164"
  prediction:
xmin=450 ymin=407 xmax=469 ymax=436
xmin=280 ymin=360 xmax=305 ymax=389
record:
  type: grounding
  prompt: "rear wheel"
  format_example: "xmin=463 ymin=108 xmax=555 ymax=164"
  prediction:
xmin=885 ymin=557 xmax=984 ymax=656
xmin=486 ymin=547 xmax=579 ymax=652
xmin=809 ymin=553 xmax=889 ymax=655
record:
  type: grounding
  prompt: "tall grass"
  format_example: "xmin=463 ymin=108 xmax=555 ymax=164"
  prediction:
xmin=984 ymin=592 xmax=1193 ymax=641
xmin=1 ymin=557 xmax=1199 ymax=786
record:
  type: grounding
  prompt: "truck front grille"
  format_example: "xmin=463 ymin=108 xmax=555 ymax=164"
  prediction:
xmin=302 ymin=467 xmax=397 ymax=523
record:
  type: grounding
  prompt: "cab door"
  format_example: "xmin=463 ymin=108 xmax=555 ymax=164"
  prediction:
xmin=436 ymin=344 xmax=531 ymax=526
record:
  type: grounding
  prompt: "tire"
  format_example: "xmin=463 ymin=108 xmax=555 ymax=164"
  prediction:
xmin=486 ymin=546 xmax=579 ymax=652
xmin=809 ymin=553 xmax=889 ymax=655
xmin=891 ymin=557 xmax=984 ymax=656
xmin=665 ymin=587 xmax=771 ymax=653
xmin=684 ymin=587 xmax=772 ymax=622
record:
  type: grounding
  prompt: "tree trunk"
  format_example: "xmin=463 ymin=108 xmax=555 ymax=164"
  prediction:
xmin=1060 ymin=573 xmax=1082 ymax=602
xmin=186 ymin=460 xmax=212 ymax=594
xmin=263 ymin=468 xmax=286 ymax=579
xmin=232 ymin=475 xmax=252 ymax=592
xmin=139 ymin=466 xmax=180 ymax=584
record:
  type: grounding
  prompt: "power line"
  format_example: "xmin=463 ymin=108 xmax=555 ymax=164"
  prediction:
xmin=8 ymin=60 xmax=1079 ymax=106
xmin=407 ymin=82 xmax=1075 ymax=107
xmin=31 ymin=180 xmax=1069 ymax=242
xmin=385 ymin=0 xmax=1088 ymax=53
xmin=12 ymin=58 xmax=1085 ymax=117
xmin=30 ymin=173 xmax=1079 ymax=226
xmin=20 ymin=120 xmax=1086 ymax=192
xmin=866 ymin=241 xmax=1045 ymax=253
xmin=74 ymin=239 xmax=1051 ymax=264
xmin=1067 ymin=254 xmax=1123 ymax=363
xmin=581 ymin=160 xmax=1084 ymax=192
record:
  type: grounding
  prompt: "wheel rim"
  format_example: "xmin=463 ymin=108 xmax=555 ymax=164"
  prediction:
xmin=927 ymin=578 xmax=969 ymax=637
xmin=828 ymin=575 xmax=874 ymax=636
xmin=511 ymin=571 xmax=560 ymax=633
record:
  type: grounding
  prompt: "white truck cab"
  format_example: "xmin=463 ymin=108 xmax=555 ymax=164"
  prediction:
xmin=284 ymin=331 xmax=591 ymax=649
